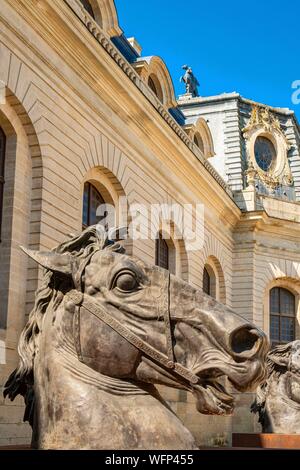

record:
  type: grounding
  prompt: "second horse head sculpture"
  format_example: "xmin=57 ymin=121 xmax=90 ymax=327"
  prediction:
xmin=5 ymin=226 xmax=268 ymax=449
xmin=252 ymin=340 xmax=300 ymax=434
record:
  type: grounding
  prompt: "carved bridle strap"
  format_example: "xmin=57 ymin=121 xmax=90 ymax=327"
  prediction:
xmin=163 ymin=273 xmax=175 ymax=369
xmin=67 ymin=289 xmax=199 ymax=386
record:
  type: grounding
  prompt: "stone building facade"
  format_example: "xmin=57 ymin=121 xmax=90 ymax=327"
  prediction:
xmin=0 ymin=0 xmax=299 ymax=447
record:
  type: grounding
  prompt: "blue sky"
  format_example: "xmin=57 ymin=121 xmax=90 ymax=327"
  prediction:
xmin=115 ymin=0 xmax=300 ymax=119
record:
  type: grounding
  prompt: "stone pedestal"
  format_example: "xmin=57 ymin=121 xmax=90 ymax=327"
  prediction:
xmin=177 ymin=93 xmax=194 ymax=103
xmin=233 ymin=433 xmax=300 ymax=449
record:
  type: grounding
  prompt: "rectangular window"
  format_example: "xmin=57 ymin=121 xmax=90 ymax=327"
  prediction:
xmin=155 ymin=236 xmax=169 ymax=270
xmin=82 ymin=182 xmax=106 ymax=229
xmin=280 ymin=317 xmax=295 ymax=342
xmin=270 ymin=287 xmax=295 ymax=346
xmin=203 ymin=267 xmax=211 ymax=296
xmin=270 ymin=315 xmax=280 ymax=342
xmin=270 ymin=287 xmax=280 ymax=314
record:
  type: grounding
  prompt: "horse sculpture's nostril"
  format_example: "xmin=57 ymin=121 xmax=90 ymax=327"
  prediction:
xmin=230 ymin=327 xmax=261 ymax=357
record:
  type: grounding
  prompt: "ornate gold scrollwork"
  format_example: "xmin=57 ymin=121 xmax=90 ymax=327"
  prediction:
xmin=243 ymin=106 xmax=293 ymax=189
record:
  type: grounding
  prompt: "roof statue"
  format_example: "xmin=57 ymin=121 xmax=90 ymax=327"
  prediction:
xmin=180 ymin=65 xmax=200 ymax=97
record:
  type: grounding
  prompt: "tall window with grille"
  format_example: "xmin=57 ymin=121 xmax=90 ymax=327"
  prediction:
xmin=0 ymin=127 xmax=6 ymax=240
xmin=155 ymin=233 xmax=169 ymax=270
xmin=203 ymin=267 xmax=211 ymax=296
xmin=82 ymin=182 xmax=106 ymax=229
xmin=270 ymin=287 xmax=296 ymax=346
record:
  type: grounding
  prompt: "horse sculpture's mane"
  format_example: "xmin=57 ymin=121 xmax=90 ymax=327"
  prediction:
xmin=251 ymin=342 xmax=293 ymax=424
xmin=4 ymin=225 xmax=124 ymax=424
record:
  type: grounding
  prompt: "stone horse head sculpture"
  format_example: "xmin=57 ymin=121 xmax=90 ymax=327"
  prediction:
xmin=252 ymin=340 xmax=300 ymax=434
xmin=4 ymin=226 xmax=268 ymax=449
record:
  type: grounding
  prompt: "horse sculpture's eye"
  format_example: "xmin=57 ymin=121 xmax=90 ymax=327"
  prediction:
xmin=114 ymin=272 xmax=138 ymax=292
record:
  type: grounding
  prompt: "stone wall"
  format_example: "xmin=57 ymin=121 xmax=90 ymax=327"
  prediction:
xmin=0 ymin=386 xmax=31 ymax=447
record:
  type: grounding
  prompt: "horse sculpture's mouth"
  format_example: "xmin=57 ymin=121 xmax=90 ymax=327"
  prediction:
xmin=191 ymin=358 xmax=265 ymax=416
xmin=193 ymin=376 xmax=235 ymax=415
xmin=191 ymin=358 xmax=263 ymax=416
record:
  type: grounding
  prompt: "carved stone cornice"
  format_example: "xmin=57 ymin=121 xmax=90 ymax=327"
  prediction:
xmin=64 ymin=0 xmax=123 ymax=37
xmin=63 ymin=0 xmax=233 ymax=198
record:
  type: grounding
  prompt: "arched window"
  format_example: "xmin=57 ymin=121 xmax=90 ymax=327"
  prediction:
xmin=203 ymin=264 xmax=218 ymax=299
xmin=79 ymin=0 xmax=95 ymax=19
xmin=254 ymin=136 xmax=276 ymax=172
xmin=194 ymin=133 xmax=204 ymax=154
xmin=203 ymin=267 xmax=211 ymax=295
xmin=148 ymin=74 xmax=164 ymax=103
xmin=155 ymin=233 xmax=169 ymax=270
xmin=82 ymin=182 xmax=106 ymax=228
xmin=270 ymin=287 xmax=296 ymax=345
xmin=0 ymin=127 xmax=6 ymax=240
xmin=148 ymin=76 xmax=157 ymax=95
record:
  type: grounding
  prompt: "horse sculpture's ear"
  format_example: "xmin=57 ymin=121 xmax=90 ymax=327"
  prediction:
xmin=20 ymin=246 xmax=73 ymax=275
